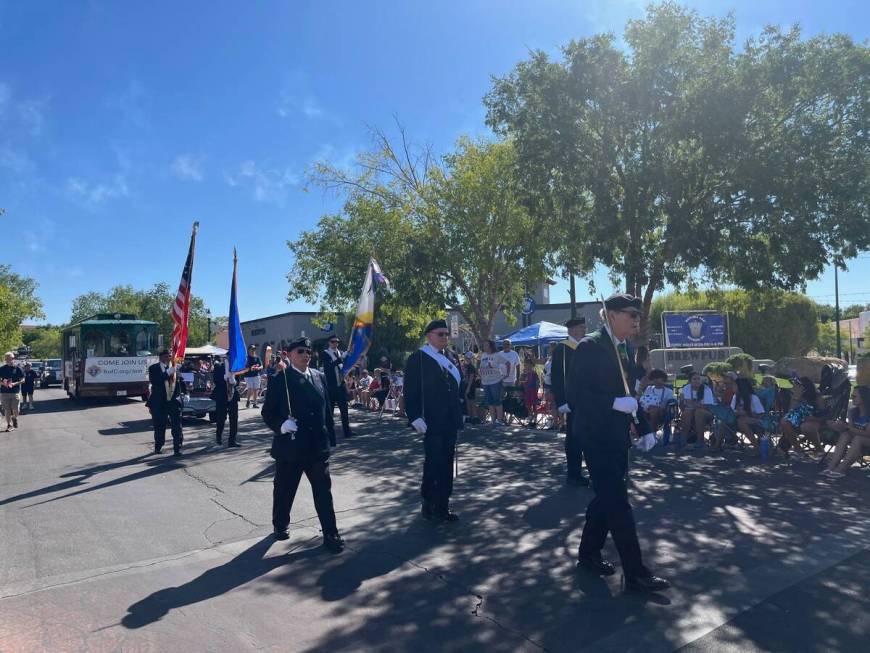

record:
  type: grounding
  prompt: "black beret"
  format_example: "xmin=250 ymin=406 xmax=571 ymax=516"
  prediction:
xmin=565 ymin=317 xmax=586 ymax=328
xmin=424 ymin=319 xmax=448 ymax=334
xmin=158 ymin=349 xmax=171 ymax=356
xmin=604 ymin=293 xmax=642 ymax=311
xmin=287 ymin=337 xmax=311 ymax=350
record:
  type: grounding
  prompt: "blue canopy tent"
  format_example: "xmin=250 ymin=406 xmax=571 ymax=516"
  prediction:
xmin=497 ymin=321 xmax=568 ymax=347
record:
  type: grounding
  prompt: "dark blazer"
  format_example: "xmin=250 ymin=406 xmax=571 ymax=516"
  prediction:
xmin=550 ymin=339 xmax=578 ymax=408
xmin=566 ymin=329 xmax=633 ymax=453
xmin=404 ymin=350 xmax=463 ymax=434
xmin=261 ymin=366 xmax=332 ymax=461
xmin=146 ymin=362 xmax=184 ymax=409
xmin=210 ymin=362 xmax=240 ymax=404
xmin=320 ymin=349 xmax=348 ymax=401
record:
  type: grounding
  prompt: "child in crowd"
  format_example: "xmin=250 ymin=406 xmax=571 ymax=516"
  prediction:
xmin=638 ymin=369 xmax=674 ymax=433
xmin=21 ymin=362 xmax=38 ymax=411
xmin=521 ymin=360 xmax=540 ymax=428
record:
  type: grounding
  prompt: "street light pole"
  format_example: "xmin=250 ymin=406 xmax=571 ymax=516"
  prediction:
xmin=834 ymin=264 xmax=842 ymax=359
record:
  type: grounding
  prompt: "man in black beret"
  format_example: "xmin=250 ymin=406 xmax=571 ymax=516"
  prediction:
xmin=145 ymin=349 xmax=185 ymax=456
xmin=261 ymin=337 xmax=344 ymax=552
xmin=320 ymin=335 xmax=353 ymax=444
xmin=404 ymin=319 xmax=464 ymax=522
xmin=566 ymin=293 xmax=670 ymax=593
xmin=551 ymin=316 xmax=589 ymax=486
xmin=211 ymin=357 xmax=241 ymax=448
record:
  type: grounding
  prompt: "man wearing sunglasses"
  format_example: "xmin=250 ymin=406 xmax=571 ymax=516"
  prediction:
xmin=404 ymin=319 xmax=464 ymax=522
xmin=320 ymin=336 xmax=353 ymax=444
xmin=567 ymin=293 xmax=670 ymax=594
xmin=261 ymin=337 xmax=344 ymax=553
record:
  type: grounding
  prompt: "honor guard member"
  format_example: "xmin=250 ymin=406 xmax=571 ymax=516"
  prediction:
xmin=321 ymin=336 xmax=354 ymax=444
xmin=211 ymin=358 xmax=241 ymax=448
xmin=567 ymin=294 xmax=670 ymax=593
xmin=146 ymin=350 xmax=185 ymax=456
xmin=261 ymin=337 xmax=345 ymax=553
xmin=404 ymin=319 xmax=464 ymax=522
xmin=551 ymin=316 xmax=589 ymax=486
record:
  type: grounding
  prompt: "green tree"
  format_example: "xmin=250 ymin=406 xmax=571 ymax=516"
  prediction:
xmin=814 ymin=321 xmax=849 ymax=357
xmin=485 ymin=2 xmax=870 ymax=335
xmin=22 ymin=326 xmax=61 ymax=358
xmin=69 ymin=284 xmax=213 ymax=349
xmin=291 ymin=129 xmax=551 ymax=341
xmin=650 ymin=289 xmax=818 ymax=359
xmin=0 ymin=265 xmax=44 ymax=352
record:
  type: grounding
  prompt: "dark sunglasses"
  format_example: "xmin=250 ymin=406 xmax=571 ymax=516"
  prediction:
xmin=295 ymin=348 xmax=312 ymax=355
xmin=329 ymin=339 xmax=339 ymax=343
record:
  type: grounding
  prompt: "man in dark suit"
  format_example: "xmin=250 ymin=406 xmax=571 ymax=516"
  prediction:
xmin=211 ymin=358 xmax=241 ymax=448
xmin=567 ymin=294 xmax=670 ymax=593
xmin=261 ymin=337 xmax=344 ymax=553
xmin=404 ymin=319 xmax=464 ymax=522
xmin=551 ymin=316 xmax=589 ymax=486
xmin=146 ymin=349 xmax=185 ymax=456
xmin=320 ymin=336 xmax=353 ymax=444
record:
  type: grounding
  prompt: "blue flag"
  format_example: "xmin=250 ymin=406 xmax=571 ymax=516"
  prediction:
xmin=227 ymin=249 xmax=247 ymax=373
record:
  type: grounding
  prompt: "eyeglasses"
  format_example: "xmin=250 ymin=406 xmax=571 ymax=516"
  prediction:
xmin=433 ymin=331 xmax=449 ymax=337
xmin=295 ymin=348 xmax=312 ymax=355
xmin=329 ymin=340 xmax=339 ymax=344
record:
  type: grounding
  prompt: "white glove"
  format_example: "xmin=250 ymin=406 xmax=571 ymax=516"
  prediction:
xmin=558 ymin=403 xmax=571 ymax=414
xmin=636 ymin=432 xmax=657 ymax=452
xmin=411 ymin=418 xmax=427 ymax=434
xmin=612 ymin=396 xmax=638 ymax=414
xmin=280 ymin=418 xmax=298 ymax=434
xmin=225 ymin=369 xmax=236 ymax=384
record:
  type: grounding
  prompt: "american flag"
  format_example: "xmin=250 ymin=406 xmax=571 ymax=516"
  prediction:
xmin=171 ymin=222 xmax=199 ymax=362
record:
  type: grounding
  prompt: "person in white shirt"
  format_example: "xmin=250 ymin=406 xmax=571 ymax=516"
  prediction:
xmin=730 ymin=377 xmax=766 ymax=447
xmin=500 ymin=339 xmax=521 ymax=387
xmin=679 ymin=372 xmax=716 ymax=446
xmin=638 ymin=369 xmax=675 ymax=433
xmin=479 ymin=339 xmax=507 ymax=425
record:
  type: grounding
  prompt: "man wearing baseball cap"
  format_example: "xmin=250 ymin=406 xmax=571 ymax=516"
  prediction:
xmin=567 ymin=293 xmax=670 ymax=593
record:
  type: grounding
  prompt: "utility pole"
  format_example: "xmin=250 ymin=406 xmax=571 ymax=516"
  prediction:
xmin=834 ymin=264 xmax=842 ymax=359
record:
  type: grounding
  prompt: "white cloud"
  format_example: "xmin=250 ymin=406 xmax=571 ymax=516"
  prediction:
xmin=65 ymin=173 xmax=129 ymax=206
xmin=224 ymin=159 xmax=300 ymax=205
xmin=277 ymin=89 xmax=327 ymax=120
xmin=171 ymin=154 xmax=205 ymax=182
xmin=106 ymin=79 xmax=150 ymax=129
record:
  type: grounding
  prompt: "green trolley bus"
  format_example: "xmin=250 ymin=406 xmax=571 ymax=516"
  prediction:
xmin=62 ymin=313 xmax=159 ymax=399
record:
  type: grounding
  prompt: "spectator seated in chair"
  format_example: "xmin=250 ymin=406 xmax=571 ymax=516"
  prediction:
xmin=777 ymin=376 xmax=827 ymax=456
xmin=757 ymin=375 xmax=778 ymax=413
xmin=822 ymin=385 xmax=870 ymax=477
xmin=730 ymin=377 xmax=767 ymax=448
xmin=637 ymin=369 xmax=674 ymax=433
xmin=679 ymin=372 xmax=716 ymax=447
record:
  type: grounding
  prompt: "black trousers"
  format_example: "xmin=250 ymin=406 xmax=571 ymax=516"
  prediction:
xmin=421 ymin=430 xmax=458 ymax=512
xmin=578 ymin=448 xmax=648 ymax=579
xmin=215 ymin=400 xmax=238 ymax=442
xmin=151 ymin=403 xmax=183 ymax=452
xmin=565 ymin=411 xmax=585 ymax=478
xmin=272 ymin=454 xmax=338 ymax=536
xmin=329 ymin=394 xmax=350 ymax=443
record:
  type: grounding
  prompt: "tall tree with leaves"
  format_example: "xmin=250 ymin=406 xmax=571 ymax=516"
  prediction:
xmin=289 ymin=128 xmax=551 ymax=341
xmin=0 ymin=265 xmax=44 ymax=352
xmin=485 ymin=2 xmax=870 ymax=335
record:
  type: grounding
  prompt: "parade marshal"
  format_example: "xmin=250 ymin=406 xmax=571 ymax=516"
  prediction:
xmin=146 ymin=349 xmax=185 ymax=456
xmin=404 ymin=319 xmax=463 ymax=522
xmin=567 ymin=294 xmax=670 ymax=593
xmin=261 ymin=337 xmax=345 ymax=553
xmin=551 ymin=316 xmax=589 ymax=486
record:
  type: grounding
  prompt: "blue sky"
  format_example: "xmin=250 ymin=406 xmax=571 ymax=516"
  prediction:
xmin=1 ymin=0 xmax=868 ymax=326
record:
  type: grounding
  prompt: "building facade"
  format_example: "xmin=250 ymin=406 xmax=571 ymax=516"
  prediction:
xmin=240 ymin=312 xmax=349 ymax=359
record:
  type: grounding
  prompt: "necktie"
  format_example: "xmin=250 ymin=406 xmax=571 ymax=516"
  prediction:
xmin=617 ymin=342 xmax=629 ymax=365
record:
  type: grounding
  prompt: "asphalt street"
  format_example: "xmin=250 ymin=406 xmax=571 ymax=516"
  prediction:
xmin=1 ymin=388 xmax=868 ymax=653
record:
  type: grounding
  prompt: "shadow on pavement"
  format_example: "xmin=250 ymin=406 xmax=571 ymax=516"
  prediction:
xmin=121 ymin=536 xmax=323 ymax=629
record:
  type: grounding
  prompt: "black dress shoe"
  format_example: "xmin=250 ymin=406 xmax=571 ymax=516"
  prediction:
xmin=625 ymin=574 xmax=671 ymax=593
xmin=577 ymin=554 xmax=616 ymax=576
xmin=154 ymin=447 xmax=162 ymax=454
xmin=323 ymin=532 xmax=345 ymax=553
xmin=273 ymin=530 xmax=290 ymax=541
xmin=421 ymin=504 xmax=436 ymax=520
xmin=173 ymin=450 xmax=182 ymax=457
xmin=228 ymin=441 xmax=241 ymax=448
xmin=436 ymin=511 xmax=459 ymax=522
